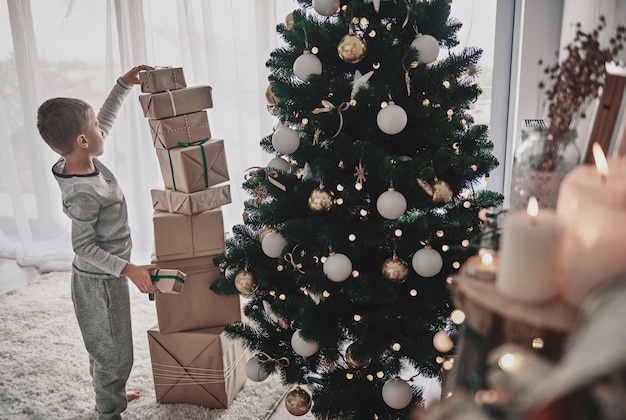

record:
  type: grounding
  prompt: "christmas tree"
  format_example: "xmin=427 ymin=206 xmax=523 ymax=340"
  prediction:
xmin=212 ymin=0 xmax=502 ymax=418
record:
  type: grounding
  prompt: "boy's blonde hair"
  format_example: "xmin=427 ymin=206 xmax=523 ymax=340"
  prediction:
xmin=37 ymin=97 xmax=93 ymax=156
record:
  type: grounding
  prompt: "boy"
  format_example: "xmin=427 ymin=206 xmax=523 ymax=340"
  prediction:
xmin=37 ymin=65 xmax=160 ymax=419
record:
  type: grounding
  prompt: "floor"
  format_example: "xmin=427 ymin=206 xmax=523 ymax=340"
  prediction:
xmin=0 ymin=258 xmax=40 ymax=295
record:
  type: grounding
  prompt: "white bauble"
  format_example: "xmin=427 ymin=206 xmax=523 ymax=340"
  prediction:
xmin=376 ymin=188 xmax=407 ymax=219
xmin=293 ymin=52 xmax=322 ymax=81
xmin=381 ymin=377 xmax=413 ymax=409
xmin=291 ymin=329 xmax=319 ymax=357
xmin=272 ymin=126 xmax=300 ymax=155
xmin=312 ymin=0 xmax=340 ymax=16
xmin=411 ymin=34 xmax=440 ymax=64
xmin=411 ymin=247 xmax=443 ymax=277
xmin=245 ymin=357 xmax=270 ymax=382
xmin=323 ymin=253 xmax=353 ymax=282
xmin=261 ymin=231 xmax=287 ymax=258
xmin=267 ymin=156 xmax=291 ymax=173
xmin=376 ymin=103 xmax=407 ymax=135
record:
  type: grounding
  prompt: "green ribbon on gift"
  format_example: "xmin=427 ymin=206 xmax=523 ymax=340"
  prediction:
xmin=150 ymin=269 xmax=185 ymax=284
xmin=166 ymin=138 xmax=210 ymax=191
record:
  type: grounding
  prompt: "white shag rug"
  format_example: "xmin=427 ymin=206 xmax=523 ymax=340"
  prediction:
xmin=0 ymin=271 xmax=288 ymax=420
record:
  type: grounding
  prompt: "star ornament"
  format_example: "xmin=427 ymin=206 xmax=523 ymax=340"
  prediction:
xmin=351 ymin=70 xmax=374 ymax=99
xmin=364 ymin=0 xmax=391 ymax=12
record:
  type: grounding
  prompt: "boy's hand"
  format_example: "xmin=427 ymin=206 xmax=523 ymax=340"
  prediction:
xmin=122 ymin=263 xmax=160 ymax=294
xmin=120 ymin=65 xmax=154 ymax=86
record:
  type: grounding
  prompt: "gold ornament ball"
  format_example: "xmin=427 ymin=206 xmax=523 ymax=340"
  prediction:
xmin=285 ymin=386 xmax=312 ymax=416
xmin=432 ymin=179 xmax=454 ymax=205
xmin=337 ymin=33 xmax=367 ymax=64
xmin=345 ymin=344 xmax=371 ymax=369
xmin=381 ymin=256 xmax=410 ymax=284
xmin=308 ymin=187 xmax=333 ymax=212
xmin=265 ymin=84 xmax=279 ymax=105
xmin=235 ymin=269 xmax=258 ymax=296
xmin=285 ymin=12 xmax=294 ymax=30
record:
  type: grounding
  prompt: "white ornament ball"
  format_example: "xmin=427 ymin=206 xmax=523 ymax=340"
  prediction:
xmin=377 ymin=103 xmax=407 ymax=135
xmin=246 ymin=357 xmax=270 ymax=382
xmin=411 ymin=247 xmax=443 ymax=277
xmin=267 ymin=156 xmax=291 ymax=173
xmin=411 ymin=34 xmax=440 ymax=64
xmin=312 ymin=0 xmax=340 ymax=16
xmin=291 ymin=329 xmax=319 ymax=357
xmin=376 ymin=188 xmax=407 ymax=219
xmin=381 ymin=377 xmax=413 ymax=409
xmin=272 ymin=126 xmax=300 ymax=155
xmin=293 ymin=52 xmax=322 ymax=81
xmin=261 ymin=231 xmax=287 ymax=258
xmin=323 ymin=253 xmax=353 ymax=282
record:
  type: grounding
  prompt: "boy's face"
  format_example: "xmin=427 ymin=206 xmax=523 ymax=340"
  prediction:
xmin=84 ymin=109 xmax=104 ymax=156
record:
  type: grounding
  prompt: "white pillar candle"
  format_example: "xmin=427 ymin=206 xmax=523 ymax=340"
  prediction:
xmin=556 ymin=153 xmax=626 ymax=306
xmin=497 ymin=197 xmax=566 ymax=302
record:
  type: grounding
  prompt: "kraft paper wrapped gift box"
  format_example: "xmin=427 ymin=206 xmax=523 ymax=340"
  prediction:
xmin=139 ymin=67 xmax=187 ymax=93
xmin=155 ymin=138 xmax=229 ymax=194
xmin=151 ymin=183 xmax=231 ymax=216
xmin=148 ymin=111 xmax=211 ymax=149
xmin=138 ymin=85 xmax=213 ymax=119
xmin=152 ymin=255 xmax=242 ymax=333
xmin=153 ymin=208 xmax=226 ymax=261
xmin=150 ymin=268 xmax=186 ymax=294
xmin=147 ymin=324 xmax=249 ymax=408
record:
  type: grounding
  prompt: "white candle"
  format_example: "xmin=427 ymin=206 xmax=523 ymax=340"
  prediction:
xmin=556 ymin=150 xmax=626 ymax=306
xmin=497 ymin=197 xmax=566 ymax=302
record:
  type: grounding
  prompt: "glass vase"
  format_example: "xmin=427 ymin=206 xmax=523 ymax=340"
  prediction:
xmin=509 ymin=127 xmax=581 ymax=211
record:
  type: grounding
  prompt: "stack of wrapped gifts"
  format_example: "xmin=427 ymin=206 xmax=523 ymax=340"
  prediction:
xmin=138 ymin=67 xmax=248 ymax=408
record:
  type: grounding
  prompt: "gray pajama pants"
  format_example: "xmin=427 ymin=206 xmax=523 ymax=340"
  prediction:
xmin=71 ymin=272 xmax=133 ymax=420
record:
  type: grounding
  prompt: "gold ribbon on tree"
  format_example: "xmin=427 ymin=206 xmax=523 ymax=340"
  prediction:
xmin=284 ymin=245 xmax=305 ymax=273
xmin=244 ymin=166 xmax=287 ymax=192
xmin=311 ymin=100 xmax=350 ymax=139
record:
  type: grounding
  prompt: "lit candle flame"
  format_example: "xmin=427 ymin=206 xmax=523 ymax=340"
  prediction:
xmin=592 ymin=142 xmax=609 ymax=182
xmin=527 ymin=196 xmax=539 ymax=217
xmin=481 ymin=252 xmax=493 ymax=265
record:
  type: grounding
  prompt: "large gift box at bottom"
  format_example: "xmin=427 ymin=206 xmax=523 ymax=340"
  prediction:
xmin=153 ymin=255 xmax=242 ymax=333
xmin=148 ymin=325 xmax=249 ymax=408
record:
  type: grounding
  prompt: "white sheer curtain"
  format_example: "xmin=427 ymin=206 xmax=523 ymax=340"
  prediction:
xmin=0 ymin=0 xmax=297 ymax=272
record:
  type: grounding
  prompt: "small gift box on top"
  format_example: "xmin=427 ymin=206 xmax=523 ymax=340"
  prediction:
xmin=138 ymin=85 xmax=213 ymax=119
xmin=139 ymin=67 xmax=187 ymax=93
xmin=155 ymin=138 xmax=229 ymax=193
xmin=148 ymin=111 xmax=211 ymax=149
xmin=150 ymin=268 xmax=186 ymax=294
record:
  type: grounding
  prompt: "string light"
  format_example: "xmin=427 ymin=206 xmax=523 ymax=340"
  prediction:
xmin=346 ymin=373 xmax=354 ymax=379
xmin=348 ymin=234 xmax=357 ymax=241
xmin=355 ymin=183 xmax=363 ymax=191
xmin=452 ymin=261 xmax=461 ymax=269
xmin=461 ymin=239 xmax=470 ymax=247
xmin=391 ymin=342 xmax=401 ymax=351
xmin=532 ymin=338 xmax=544 ymax=349
xmin=409 ymin=289 xmax=418 ymax=297
xmin=311 ymin=47 xmax=319 ymax=54
xmin=323 ymin=290 xmax=331 ymax=298
xmin=450 ymin=309 xmax=465 ymax=324
xmin=359 ymin=209 xmax=367 ymax=216
xmin=394 ymin=229 xmax=402 ymax=237
xmin=441 ymin=244 xmax=449 ymax=252
xmin=376 ymin=371 xmax=384 ymax=378
xmin=353 ymin=314 xmax=362 ymax=322
xmin=351 ymin=270 xmax=359 ymax=277
xmin=279 ymin=293 xmax=286 ymax=300
xmin=337 ymin=184 xmax=345 ymax=191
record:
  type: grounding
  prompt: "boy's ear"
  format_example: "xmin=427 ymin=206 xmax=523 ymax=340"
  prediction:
xmin=75 ymin=134 xmax=88 ymax=149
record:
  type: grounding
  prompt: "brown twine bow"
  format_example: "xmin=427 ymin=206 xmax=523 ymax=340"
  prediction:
xmin=284 ymin=246 xmax=305 ymax=273
xmin=244 ymin=166 xmax=286 ymax=191
xmin=257 ymin=352 xmax=290 ymax=367
xmin=311 ymin=100 xmax=350 ymax=139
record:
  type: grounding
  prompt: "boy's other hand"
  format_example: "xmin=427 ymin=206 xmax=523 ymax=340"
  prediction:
xmin=121 ymin=65 xmax=154 ymax=86
xmin=122 ymin=263 xmax=160 ymax=294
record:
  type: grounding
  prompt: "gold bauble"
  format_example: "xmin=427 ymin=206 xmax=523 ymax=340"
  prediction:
xmin=265 ymin=84 xmax=279 ymax=105
xmin=432 ymin=179 xmax=453 ymax=205
xmin=285 ymin=12 xmax=295 ymax=30
xmin=381 ymin=255 xmax=409 ymax=284
xmin=234 ymin=269 xmax=258 ymax=296
xmin=285 ymin=386 xmax=312 ymax=416
xmin=259 ymin=227 xmax=278 ymax=243
xmin=337 ymin=33 xmax=367 ymax=64
xmin=345 ymin=343 xmax=371 ymax=369
xmin=308 ymin=187 xmax=333 ymax=212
